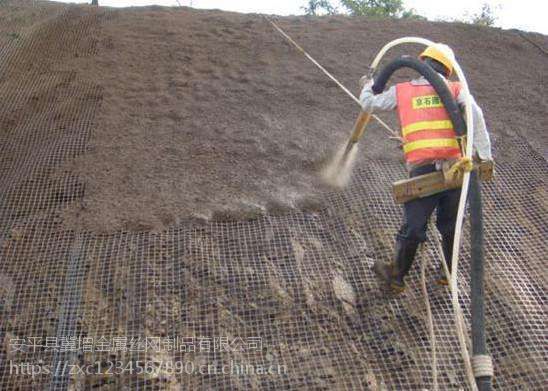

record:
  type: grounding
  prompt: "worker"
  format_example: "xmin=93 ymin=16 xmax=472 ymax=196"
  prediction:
xmin=359 ymin=43 xmax=493 ymax=294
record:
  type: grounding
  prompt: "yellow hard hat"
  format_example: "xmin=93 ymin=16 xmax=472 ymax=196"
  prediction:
xmin=419 ymin=43 xmax=455 ymax=76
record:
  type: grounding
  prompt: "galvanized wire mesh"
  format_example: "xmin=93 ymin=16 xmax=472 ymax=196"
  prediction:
xmin=0 ymin=3 xmax=546 ymax=390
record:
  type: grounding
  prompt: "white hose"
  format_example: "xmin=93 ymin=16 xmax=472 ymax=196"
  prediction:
xmin=370 ymin=37 xmax=477 ymax=391
xmin=370 ymin=37 xmax=435 ymax=68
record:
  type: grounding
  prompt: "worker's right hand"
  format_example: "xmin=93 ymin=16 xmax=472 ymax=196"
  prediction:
xmin=389 ymin=135 xmax=404 ymax=150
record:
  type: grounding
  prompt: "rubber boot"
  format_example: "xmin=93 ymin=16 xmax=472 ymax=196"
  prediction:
xmin=372 ymin=260 xmax=393 ymax=282
xmin=436 ymin=233 xmax=454 ymax=286
xmin=373 ymin=240 xmax=419 ymax=295
xmin=392 ymin=239 xmax=419 ymax=292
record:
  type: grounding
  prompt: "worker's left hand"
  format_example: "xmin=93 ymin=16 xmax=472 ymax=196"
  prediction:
xmin=359 ymin=75 xmax=373 ymax=90
xmin=443 ymin=157 xmax=474 ymax=184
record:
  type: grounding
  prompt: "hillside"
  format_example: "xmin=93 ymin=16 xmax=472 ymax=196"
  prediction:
xmin=0 ymin=1 xmax=546 ymax=390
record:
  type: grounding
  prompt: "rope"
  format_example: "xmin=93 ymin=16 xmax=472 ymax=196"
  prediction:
xmin=267 ymin=18 xmax=398 ymax=138
xmin=436 ymin=234 xmax=478 ymax=391
xmin=419 ymin=244 xmax=438 ymax=391
xmin=516 ymin=31 xmax=548 ymax=57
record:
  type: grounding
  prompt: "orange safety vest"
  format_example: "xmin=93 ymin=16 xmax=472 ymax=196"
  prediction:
xmin=396 ymin=81 xmax=462 ymax=164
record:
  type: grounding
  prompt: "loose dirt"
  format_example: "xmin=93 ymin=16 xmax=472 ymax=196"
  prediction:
xmin=49 ymin=5 xmax=545 ymax=232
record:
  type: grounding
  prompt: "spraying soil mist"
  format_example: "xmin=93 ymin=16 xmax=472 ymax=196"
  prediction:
xmin=322 ymin=111 xmax=372 ymax=189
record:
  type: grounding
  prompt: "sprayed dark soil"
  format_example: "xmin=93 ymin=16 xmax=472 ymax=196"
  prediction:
xmin=39 ymin=4 xmax=543 ymax=232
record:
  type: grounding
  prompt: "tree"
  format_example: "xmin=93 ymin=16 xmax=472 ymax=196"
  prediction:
xmin=339 ymin=0 xmax=403 ymax=17
xmin=301 ymin=0 xmax=425 ymax=19
xmin=470 ymin=3 xmax=497 ymax=26
xmin=302 ymin=0 xmax=338 ymax=16
xmin=401 ymin=8 xmax=427 ymax=20
xmin=338 ymin=0 xmax=425 ymax=19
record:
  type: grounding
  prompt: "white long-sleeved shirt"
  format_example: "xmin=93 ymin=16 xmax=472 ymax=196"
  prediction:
xmin=359 ymin=76 xmax=493 ymax=162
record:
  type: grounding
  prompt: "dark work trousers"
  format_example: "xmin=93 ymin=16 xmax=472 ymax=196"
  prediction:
xmin=394 ymin=164 xmax=461 ymax=282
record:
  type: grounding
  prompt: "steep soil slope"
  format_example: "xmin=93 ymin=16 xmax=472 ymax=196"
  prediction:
xmin=0 ymin=2 xmax=546 ymax=390
xmin=58 ymin=4 xmax=547 ymax=232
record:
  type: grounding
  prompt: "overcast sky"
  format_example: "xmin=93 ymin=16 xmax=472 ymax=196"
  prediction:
xmin=52 ymin=0 xmax=547 ymax=35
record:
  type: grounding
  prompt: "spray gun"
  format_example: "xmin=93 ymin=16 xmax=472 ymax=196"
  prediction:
xmin=341 ymin=68 xmax=375 ymax=161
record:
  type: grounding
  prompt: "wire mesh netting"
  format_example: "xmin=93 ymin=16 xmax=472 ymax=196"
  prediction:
xmin=0 ymin=2 xmax=547 ymax=390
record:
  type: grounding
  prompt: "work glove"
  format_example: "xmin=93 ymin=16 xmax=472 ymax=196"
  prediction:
xmin=359 ymin=75 xmax=374 ymax=90
xmin=359 ymin=67 xmax=375 ymax=90
xmin=477 ymin=158 xmax=495 ymax=181
xmin=443 ymin=157 xmax=474 ymax=184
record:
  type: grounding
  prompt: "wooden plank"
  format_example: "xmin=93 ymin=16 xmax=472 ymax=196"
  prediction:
xmin=392 ymin=160 xmax=494 ymax=203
